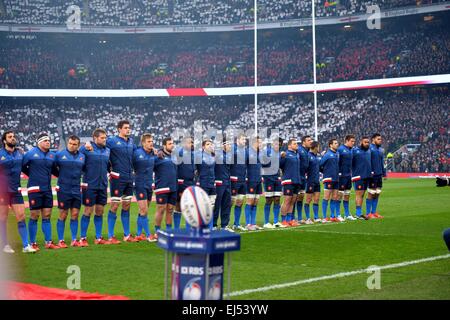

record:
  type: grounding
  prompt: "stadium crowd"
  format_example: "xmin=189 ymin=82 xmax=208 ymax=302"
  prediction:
xmin=0 ymin=103 xmax=60 ymax=150
xmin=59 ymin=97 xmax=249 ymax=141
xmin=0 ymin=86 xmax=447 ymax=253
xmin=315 ymin=18 xmax=450 ymax=82
xmin=0 ymin=13 xmax=448 ymax=89
xmin=0 ymin=0 xmax=446 ymax=26
xmin=0 ymin=86 xmax=447 ymax=173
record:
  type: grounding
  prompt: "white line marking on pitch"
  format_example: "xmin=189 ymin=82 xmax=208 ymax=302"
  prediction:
xmin=237 ymin=221 xmax=348 ymax=234
xmin=301 ymin=229 xmax=396 ymax=236
xmin=237 ymin=219 xmax=384 ymax=235
xmin=228 ymin=253 xmax=450 ymax=297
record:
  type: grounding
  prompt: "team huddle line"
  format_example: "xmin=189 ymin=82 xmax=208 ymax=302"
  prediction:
xmin=0 ymin=120 xmax=386 ymax=254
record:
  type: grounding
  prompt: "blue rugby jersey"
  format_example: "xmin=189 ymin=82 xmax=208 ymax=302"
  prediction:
xmin=370 ymin=143 xmax=386 ymax=177
xmin=351 ymin=146 xmax=372 ymax=181
xmin=279 ymin=149 xmax=301 ymax=185
xmin=214 ymin=150 xmax=231 ymax=187
xmin=106 ymin=135 xmax=136 ymax=182
xmin=319 ymin=149 xmax=339 ymax=183
xmin=0 ymin=148 xmax=23 ymax=192
xmin=175 ymin=146 xmax=195 ymax=185
xmin=261 ymin=146 xmax=280 ymax=182
xmin=22 ymin=146 xmax=57 ymax=193
xmin=79 ymin=142 xmax=110 ymax=190
xmin=154 ymin=150 xmax=177 ymax=193
xmin=195 ymin=150 xmax=216 ymax=189
xmin=246 ymin=146 xmax=262 ymax=183
xmin=337 ymin=144 xmax=353 ymax=178
xmin=133 ymin=147 xmax=156 ymax=189
xmin=298 ymin=145 xmax=310 ymax=182
xmin=306 ymin=152 xmax=320 ymax=185
xmin=55 ymin=148 xmax=85 ymax=194
xmin=230 ymin=144 xmax=247 ymax=183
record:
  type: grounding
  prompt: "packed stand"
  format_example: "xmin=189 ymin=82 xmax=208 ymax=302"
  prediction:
xmin=1 ymin=0 xmax=446 ymax=26
xmin=1 ymin=85 xmax=448 ymax=172
xmin=1 ymin=13 xmax=449 ymax=89
xmin=0 ymin=102 xmax=60 ymax=150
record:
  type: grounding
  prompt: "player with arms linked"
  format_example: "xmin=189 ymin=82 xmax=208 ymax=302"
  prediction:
xmin=153 ymin=137 xmax=177 ymax=237
xmin=79 ymin=128 xmax=112 ymax=246
xmin=54 ymin=135 xmax=85 ymax=248
xmin=337 ymin=135 xmax=357 ymax=221
xmin=22 ymin=132 xmax=59 ymax=250
xmin=279 ymin=138 xmax=301 ymax=227
xmin=304 ymin=141 xmax=321 ymax=224
xmin=352 ymin=136 xmax=372 ymax=220
xmin=367 ymin=133 xmax=386 ymax=219
xmin=133 ymin=133 xmax=158 ymax=242
xmin=319 ymin=139 xmax=340 ymax=223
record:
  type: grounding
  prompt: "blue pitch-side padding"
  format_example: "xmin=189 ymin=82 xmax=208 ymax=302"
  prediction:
xmin=157 ymin=229 xmax=241 ymax=254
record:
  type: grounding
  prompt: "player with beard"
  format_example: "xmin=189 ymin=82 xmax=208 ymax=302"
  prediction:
xmin=0 ymin=131 xmax=36 ymax=253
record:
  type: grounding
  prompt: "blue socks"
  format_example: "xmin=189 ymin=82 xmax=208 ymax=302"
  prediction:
xmin=0 ymin=219 xmax=7 ymax=246
xmin=250 ymin=205 xmax=257 ymax=225
xmin=142 ymin=215 xmax=150 ymax=237
xmin=343 ymin=200 xmax=350 ymax=217
xmin=28 ymin=218 xmax=38 ymax=243
xmin=297 ymin=201 xmax=303 ymax=221
xmin=17 ymin=221 xmax=29 ymax=248
xmin=121 ymin=210 xmax=130 ymax=237
xmin=313 ymin=204 xmax=319 ymax=220
xmin=94 ymin=215 xmax=103 ymax=239
xmin=356 ymin=206 xmax=362 ymax=217
xmin=245 ymin=205 xmax=251 ymax=225
xmin=107 ymin=211 xmax=117 ymax=238
xmin=137 ymin=214 xmax=143 ymax=236
xmin=371 ymin=198 xmax=379 ymax=214
xmin=166 ymin=223 xmax=172 ymax=231
xmin=366 ymin=199 xmax=373 ymax=215
xmin=80 ymin=215 xmax=90 ymax=238
xmin=70 ymin=218 xmax=78 ymax=241
xmin=281 ymin=215 xmax=287 ymax=223
xmin=155 ymin=225 xmax=161 ymax=233
xmin=337 ymin=200 xmax=343 ymax=216
xmin=173 ymin=211 xmax=182 ymax=229
xmin=304 ymin=204 xmax=310 ymax=220
xmin=329 ymin=200 xmax=335 ymax=218
xmin=137 ymin=213 xmax=153 ymax=235
xmin=264 ymin=204 xmax=271 ymax=224
xmin=234 ymin=206 xmax=242 ymax=226
xmin=273 ymin=204 xmax=280 ymax=224
xmin=209 ymin=218 xmax=213 ymax=230
xmin=57 ymin=219 xmax=65 ymax=241
xmin=41 ymin=218 xmax=52 ymax=242
xmin=286 ymin=213 xmax=292 ymax=223
xmin=322 ymin=199 xmax=328 ymax=219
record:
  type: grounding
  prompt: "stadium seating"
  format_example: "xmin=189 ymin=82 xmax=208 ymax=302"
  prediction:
xmin=1 ymin=86 xmax=447 ymax=172
xmin=0 ymin=14 xmax=448 ymax=89
xmin=0 ymin=103 xmax=60 ymax=150
xmin=0 ymin=0 xmax=445 ymax=26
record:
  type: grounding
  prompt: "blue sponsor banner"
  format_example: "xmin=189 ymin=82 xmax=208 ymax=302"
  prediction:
xmin=171 ymin=253 xmax=224 ymax=300
xmin=157 ymin=229 xmax=240 ymax=254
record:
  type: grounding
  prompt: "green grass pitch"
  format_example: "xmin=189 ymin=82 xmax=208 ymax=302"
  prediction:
xmin=4 ymin=178 xmax=450 ymax=299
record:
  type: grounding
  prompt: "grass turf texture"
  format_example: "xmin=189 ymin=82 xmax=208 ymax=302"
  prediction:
xmin=5 ymin=178 xmax=450 ymax=300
